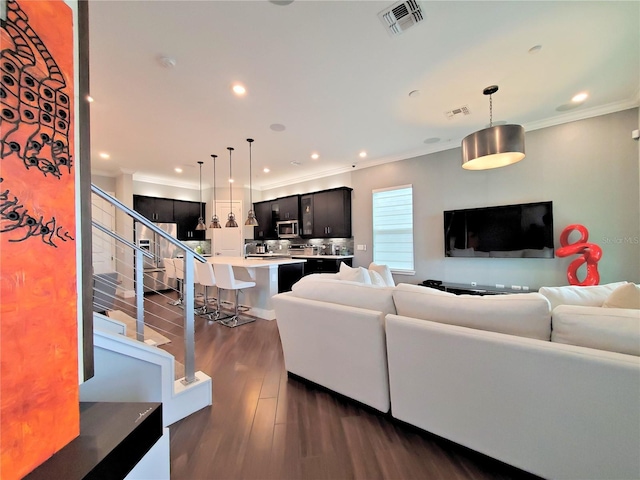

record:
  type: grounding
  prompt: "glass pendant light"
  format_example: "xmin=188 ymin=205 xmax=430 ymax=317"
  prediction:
xmin=461 ymin=85 xmax=525 ymax=170
xmin=209 ymin=154 xmax=221 ymax=228
xmin=225 ymin=147 xmax=238 ymax=228
xmin=195 ymin=161 xmax=207 ymax=230
xmin=245 ymin=138 xmax=258 ymax=226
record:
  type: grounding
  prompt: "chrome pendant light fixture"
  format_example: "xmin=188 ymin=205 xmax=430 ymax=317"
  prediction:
xmin=209 ymin=154 xmax=221 ymax=228
xmin=461 ymin=85 xmax=525 ymax=170
xmin=195 ymin=161 xmax=207 ymax=231
xmin=225 ymin=147 xmax=238 ymax=228
xmin=244 ymin=138 xmax=258 ymax=226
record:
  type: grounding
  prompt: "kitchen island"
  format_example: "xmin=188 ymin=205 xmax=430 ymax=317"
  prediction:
xmin=206 ymin=256 xmax=306 ymax=320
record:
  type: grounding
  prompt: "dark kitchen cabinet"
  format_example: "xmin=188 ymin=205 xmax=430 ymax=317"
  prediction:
xmin=133 ymin=195 xmax=174 ymax=223
xmin=272 ymin=195 xmax=299 ymax=221
xmin=254 ymin=200 xmax=276 ymax=240
xmin=278 ymin=263 xmax=304 ymax=293
xmin=302 ymin=187 xmax=352 ymax=238
xmin=253 ymin=195 xmax=300 ymax=240
xmin=174 ymin=199 xmax=206 ymax=240
xmin=303 ymin=257 xmax=352 ymax=275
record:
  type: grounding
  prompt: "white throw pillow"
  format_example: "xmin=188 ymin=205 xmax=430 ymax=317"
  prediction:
xmin=368 ymin=262 xmax=395 ymax=287
xmin=602 ymin=283 xmax=640 ymax=309
xmin=338 ymin=263 xmax=371 ymax=284
xmin=552 ymin=305 xmax=640 ymax=356
xmin=368 ymin=269 xmax=386 ymax=286
xmin=538 ymin=282 xmax=628 ymax=310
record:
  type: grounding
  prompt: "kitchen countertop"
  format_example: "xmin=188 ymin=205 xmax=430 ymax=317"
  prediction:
xmin=246 ymin=253 xmax=354 ymax=260
xmin=207 ymin=255 xmax=306 ymax=268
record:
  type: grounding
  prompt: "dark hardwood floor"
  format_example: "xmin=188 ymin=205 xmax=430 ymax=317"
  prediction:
xmin=133 ymin=292 xmax=540 ymax=480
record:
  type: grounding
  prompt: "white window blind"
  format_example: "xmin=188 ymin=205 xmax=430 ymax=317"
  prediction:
xmin=372 ymin=185 xmax=414 ymax=273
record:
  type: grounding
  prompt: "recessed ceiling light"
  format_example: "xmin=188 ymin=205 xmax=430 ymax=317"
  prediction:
xmin=408 ymin=90 xmax=420 ymax=98
xmin=232 ymin=84 xmax=246 ymax=96
xmin=229 ymin=178 xmax=234 ymax=183
xmin=528 ymin=45 xmax=542 ymax=55
xmin=99 ymin=152 xmax=110 ymax=159
xmin=269 ymin=0 xmax=294 ymax=5
xmin=359 ymin=151 xmax=367 ymax=158
xmin=311 ymin=153 xmax=319 ymax=160
xmin=86 ymin=95 xmax=94 ymax=103
xmin=263 ymin=168 xmax=270 ymax=173
xmin=175 ymin=167 xmax=183 ymax=173
xmin=270 ymin=123 xmax=286 ymax=132
xmin=571 ymin=92 xmax=588 ymax=103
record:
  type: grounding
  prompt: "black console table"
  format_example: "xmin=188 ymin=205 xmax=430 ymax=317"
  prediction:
xmin=25 ymin=402 xmax=162 ymax=480
xmin=421 ymin=281 xmax=537 ymax=296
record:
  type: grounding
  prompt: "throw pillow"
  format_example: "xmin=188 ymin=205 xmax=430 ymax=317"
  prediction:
xmin=368 ymin=262 xmax=395 ymax=287
xmin=603 ymin=283 xmax=640 ymax=309
xmin=368 ymin=269 xmax=386 ymax=286
xmin=338 ymin=262 xmax=371 ymax=284
xmin=538 ymin=282 xmax=628 ymax=310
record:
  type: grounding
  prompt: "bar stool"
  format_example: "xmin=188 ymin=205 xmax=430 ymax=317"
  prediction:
xmin=212 ymin=263 xmax=256 ymax=328
xmin=194 ymin=261 xmax=219 ymax=321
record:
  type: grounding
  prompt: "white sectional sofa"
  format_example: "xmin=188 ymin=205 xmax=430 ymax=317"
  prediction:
xmin=273 ymin=272 xmax=640 ymax=480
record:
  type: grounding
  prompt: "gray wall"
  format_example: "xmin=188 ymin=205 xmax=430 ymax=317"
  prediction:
xmin=272 ymin=108 xmax=640 ymax=288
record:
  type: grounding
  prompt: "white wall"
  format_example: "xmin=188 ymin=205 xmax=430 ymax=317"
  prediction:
xmin=279 ymin=109 xmax=638 ymax=288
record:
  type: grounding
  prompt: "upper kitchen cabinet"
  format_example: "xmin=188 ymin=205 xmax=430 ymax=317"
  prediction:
xmin=272 ymin=195 xmax=299 ymax=221
xmin=253 ymin=195 xmax=300 ymax=240
xmin=302 ymin=187 xmax=352 ymax=238
xmin=254 ymin=201 xmax=275 ymax=240
xmin=133 ymin=195 xmax=174 ymax=223
xmin=173 ymin=199 xmax=206 ymax=240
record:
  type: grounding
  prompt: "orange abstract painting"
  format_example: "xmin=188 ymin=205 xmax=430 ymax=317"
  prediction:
xmin=0 ymin=1 xmax=79 ymax=478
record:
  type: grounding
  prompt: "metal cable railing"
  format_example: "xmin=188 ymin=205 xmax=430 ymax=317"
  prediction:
xmin=90 ymin=184 xmax=207 ymax=384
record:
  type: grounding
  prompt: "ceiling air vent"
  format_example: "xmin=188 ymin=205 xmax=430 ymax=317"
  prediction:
xmin=378 ymin=0 xmax=425 ymax=37
xmin=446 ymin=105 xmax=471 ymax=119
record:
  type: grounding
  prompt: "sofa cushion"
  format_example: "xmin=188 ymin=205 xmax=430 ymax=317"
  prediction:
xmin=602 ymin=283 xmax=640 ymax=309
xmin=538 ymin=282 xmax=628 ymax=310
xmin=392 ymin=283 xmax=551 ymax=340
xmin=291 ymin=277 xmax=396 ymax=316
xmin=368 ymin=263 xmax=395 ymax=286
xmin=338 ymin=263 xmax=371 ymax=284
xmin=551 ymin=305 xmax=640 ymax=356
xmin=368 ymin=270 xmax=387 ymax=286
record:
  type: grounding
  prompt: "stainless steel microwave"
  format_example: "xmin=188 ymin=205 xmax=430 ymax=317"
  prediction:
xmin=276 ymin=220 xmax=299 ymax=238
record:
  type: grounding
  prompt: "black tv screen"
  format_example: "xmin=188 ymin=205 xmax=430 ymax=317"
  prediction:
xmin=444 ymin=201 xmax=554 ymax=258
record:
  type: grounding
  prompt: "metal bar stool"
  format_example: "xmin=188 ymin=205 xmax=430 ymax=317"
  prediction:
xmin=212 ymin=263 xmax=256 ymax=328
xmin=173 ymin=257 xmax=185 ymax=307
xmin=194 ymin=260 xmax=219 ymax=321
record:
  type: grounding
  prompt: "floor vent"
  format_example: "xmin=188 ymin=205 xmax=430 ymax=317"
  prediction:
xmin=378 ymin=0 xmax=425 ymax=37
xmin=446 ymin=106 xmax=471 ymax=119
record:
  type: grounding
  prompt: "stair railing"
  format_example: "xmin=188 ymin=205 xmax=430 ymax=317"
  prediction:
xmin=91 ymin=184 xmax=206 ymax=384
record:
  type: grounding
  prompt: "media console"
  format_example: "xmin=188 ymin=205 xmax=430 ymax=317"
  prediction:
xmin=420 ymin=281 xmax=537 ymax=296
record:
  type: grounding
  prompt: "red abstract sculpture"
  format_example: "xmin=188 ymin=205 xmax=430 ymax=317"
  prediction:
xmin=556 ymin=224 xmax=602 ymax=286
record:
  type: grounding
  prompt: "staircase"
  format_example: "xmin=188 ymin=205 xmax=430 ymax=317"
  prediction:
xmin=82 ymin=185 xmax=212 ymax=427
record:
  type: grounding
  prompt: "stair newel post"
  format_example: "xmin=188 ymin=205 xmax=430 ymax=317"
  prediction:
xmin=135 ymin=248 xmax=145 ymax=342
xmin=182 ymin=249 xmax=197 ymax=385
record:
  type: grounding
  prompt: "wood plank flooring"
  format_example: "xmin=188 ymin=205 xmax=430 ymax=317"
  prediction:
xmin=136 ymin=293 xmax=540 ymax=480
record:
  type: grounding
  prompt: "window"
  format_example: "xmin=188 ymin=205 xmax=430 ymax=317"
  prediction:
xmin=372 ymin=185 xmax=414 ymax=273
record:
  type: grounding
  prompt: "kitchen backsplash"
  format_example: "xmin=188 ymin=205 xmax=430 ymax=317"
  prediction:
xmin=183 ymin=239 xmax=211 ymax=255
xmin=244 ymin=238 xmax=354 ymax=255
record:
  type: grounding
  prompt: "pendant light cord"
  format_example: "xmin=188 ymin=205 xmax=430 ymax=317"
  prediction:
xmin=489 ymin=93 xmax=493 ymax=128
xmin=228 ymin=147 xmax=234 ymax=215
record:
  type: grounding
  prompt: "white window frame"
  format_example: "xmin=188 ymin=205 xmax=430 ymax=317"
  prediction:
xmin=372 ymin=184 xmax=415 ymax=275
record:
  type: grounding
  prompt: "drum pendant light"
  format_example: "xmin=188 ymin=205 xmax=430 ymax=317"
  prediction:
xmin=225 ymin=147 xmax=238 ymax=228
xmin=209 ymin=154 xmax=221 ymax=228
xmin=245 ymin=138 xmax=258 ymax=226
xmin=195 ymin=161 xmax=207 ymax=230
xmin=461 ymin=85 xmax=525 ymax=170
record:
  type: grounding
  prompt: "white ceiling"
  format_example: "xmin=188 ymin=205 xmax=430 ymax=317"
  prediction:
xmin=88 ymin=0 xmax=639 ymax=191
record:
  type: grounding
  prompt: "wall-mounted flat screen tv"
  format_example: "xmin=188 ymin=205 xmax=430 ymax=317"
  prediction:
xmin=444 ymin=201 xmax=554 ymax=258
